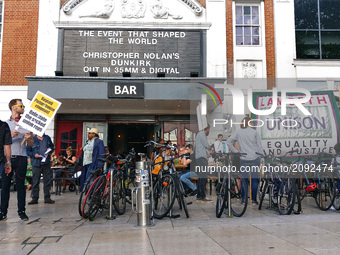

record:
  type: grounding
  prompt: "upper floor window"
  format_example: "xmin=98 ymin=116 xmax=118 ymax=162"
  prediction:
xmin=235 ymin=5 xmax=260 ymax=46
xmin=295 ymin=0 xmax=340 ymax=59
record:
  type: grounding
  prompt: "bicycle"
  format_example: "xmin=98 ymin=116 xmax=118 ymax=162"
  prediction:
xmin=145 ymin=140 xmax=190 ymax=219
xmin=78 ymin=168 xmax=103 ymax=217
xmin=214 ymin=152 xmax=248 ymax=218
xmin=291 ymin=152 xmax=335 ymax=211
xmin=81 ymin=149 xmax=135 ymax=220
xmin=257 ymin=151 xmax=297 ymax=215
xmin=308 ymin=152 xmax=340 ymax=210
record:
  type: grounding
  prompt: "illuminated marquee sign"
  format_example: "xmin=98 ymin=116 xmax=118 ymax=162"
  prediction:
xmin=63 ymin=29 xmax=202 ymax=77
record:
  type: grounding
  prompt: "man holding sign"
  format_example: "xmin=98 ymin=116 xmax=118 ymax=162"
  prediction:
xmin=1 ymin=99 xmax=33 ymax=221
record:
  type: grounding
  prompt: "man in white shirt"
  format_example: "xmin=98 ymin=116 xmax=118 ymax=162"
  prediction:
xmin=213 ymin=134 xmax=224 ymax=153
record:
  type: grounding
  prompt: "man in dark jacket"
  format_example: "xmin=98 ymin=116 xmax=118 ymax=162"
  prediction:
xmin=26 ymin=134 xmax=55 ymax=204
xmin=0 ymin=120 xmax=12 ymax=221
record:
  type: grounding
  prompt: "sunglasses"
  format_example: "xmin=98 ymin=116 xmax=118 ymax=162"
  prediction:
xmin=13 ymin=104 xmax=25 ymax=108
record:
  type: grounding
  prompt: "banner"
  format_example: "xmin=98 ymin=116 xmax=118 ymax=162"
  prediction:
xmin=252 ymin=91 xmax=340 ymax=156
xmin=18 ymin=91 xmax=62 ymax=136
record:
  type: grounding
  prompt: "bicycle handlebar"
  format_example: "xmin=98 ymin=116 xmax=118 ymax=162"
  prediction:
xmin=144 ymin=140 xmax=177 ymax=151
xmin=212 ymin=152 xmax=247 ymax=158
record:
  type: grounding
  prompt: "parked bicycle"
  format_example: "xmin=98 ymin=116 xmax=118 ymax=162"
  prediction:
xmin=214 ymin=152 xmax=248 ymax=218
xmin=257 ymin=151 xmax=297 ymax=215
xmin=145 ymin=140 xmax=191 ymax=219
xmin=80 ymin=149 xmax=135 ymax=221
xmin=292 ymin=152 xmax=335 ymax=211
xmin=307 ymin=152 xmax=340 ymax=210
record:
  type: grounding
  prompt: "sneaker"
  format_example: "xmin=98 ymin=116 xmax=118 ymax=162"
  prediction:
xmin=0 ymin=212 xmax=7 ymax=221
xmin=196 ymin=197 xmax=202 ymax=201
xmin=201 ymin=197 xmax=213 ymax=202
xmin=252 ymin=201 xmax=259 ymax=205
xmin=19 ymin=211 xmax=29 ymax=221
xmin=189 ymin=189 xmax=198 ymax=197
xmin=28 ymin=199 xmax=38 ymax=205
xmin=44 ymin=198 xmax=55 ymax=204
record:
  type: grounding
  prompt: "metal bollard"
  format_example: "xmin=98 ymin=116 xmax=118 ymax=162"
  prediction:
xmin=132 ymin=161 xmax=152 ymax=226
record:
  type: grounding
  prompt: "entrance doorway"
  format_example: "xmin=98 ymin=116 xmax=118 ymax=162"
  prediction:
xmin=108 ymin=123 xmax=155 ymax=155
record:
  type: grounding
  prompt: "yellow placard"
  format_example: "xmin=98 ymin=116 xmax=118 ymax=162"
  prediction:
xmin=31 ymin=92 xmax=60 ymax=118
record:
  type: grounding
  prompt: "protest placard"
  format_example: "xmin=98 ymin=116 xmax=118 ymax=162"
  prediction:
xmin=17 ymin=91 xmax=62 ymax=137
xmin=252 ymin=91 xmax=340 ymax=156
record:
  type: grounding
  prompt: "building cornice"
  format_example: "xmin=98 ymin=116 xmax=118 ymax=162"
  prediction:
xmin=53 ymin=21 xmax=211 ymax=30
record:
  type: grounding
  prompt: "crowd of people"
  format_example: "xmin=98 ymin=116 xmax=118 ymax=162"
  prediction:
xmin=2 ymin=99 xmax=339 ymax=222
xmin=0 ymin=102 xmax=264 ymax=221
xmin=0 ymin=98 xmax=106 ymax=222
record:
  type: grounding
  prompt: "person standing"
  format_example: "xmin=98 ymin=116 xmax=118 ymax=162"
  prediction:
xmin=27 ymin=134 xmax=55 ymax=204
xmin=213 ymin=134 xmax=224 ymax=153
xmin=80 ymin=128 xmax=105 ymax=190
xmin=0 ymin=119 xmax=12 ymax=221
xmin=195 ymin=124 xmax=212 ymax=202
xmin=227 ymin=116 xmax=264 ymax=205
xmin=1 ymin=99 xmax=33 ymax=221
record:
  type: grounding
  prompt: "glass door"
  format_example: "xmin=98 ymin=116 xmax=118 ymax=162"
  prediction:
xmin=82 ymin=122 xmax=108 ymax=146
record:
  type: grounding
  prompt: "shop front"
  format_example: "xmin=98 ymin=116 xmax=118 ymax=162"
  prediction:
xmin=26 ymin=77 xmax=224 ymax=157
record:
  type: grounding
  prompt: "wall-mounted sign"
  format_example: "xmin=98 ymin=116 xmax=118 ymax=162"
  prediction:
xmin=108 ymin=82 xmax=144 ymax=98
xmin=63 ymin=29 xmax=202 ymax=77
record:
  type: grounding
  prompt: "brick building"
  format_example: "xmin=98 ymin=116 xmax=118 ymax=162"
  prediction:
xmin=0 ymin=0 xmax=339 ymax=155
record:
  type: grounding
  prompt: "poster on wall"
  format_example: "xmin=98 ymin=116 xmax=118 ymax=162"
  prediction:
xmin=17 ymin=91 xmax=62 ymax=137
xmin=252 ymin=91 xmax=340 ymax=156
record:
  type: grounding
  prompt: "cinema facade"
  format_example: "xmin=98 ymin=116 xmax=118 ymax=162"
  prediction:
xmin=1 ymin=0 xmax=340 ymax=156
xmin=17 ymin=0 xmax=226 ymax=156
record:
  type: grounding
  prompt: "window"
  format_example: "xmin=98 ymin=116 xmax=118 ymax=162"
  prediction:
xmin=235 ymin=5 xmax=260 ymax=46
xmin=295 ymin=0 xmax=340 ymax=59
xmin=60 ymin=128 xmax=78 ymax=155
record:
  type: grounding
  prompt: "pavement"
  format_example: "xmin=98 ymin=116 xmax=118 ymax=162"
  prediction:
xmin=0 ymin=186 xmax=340 ymax=255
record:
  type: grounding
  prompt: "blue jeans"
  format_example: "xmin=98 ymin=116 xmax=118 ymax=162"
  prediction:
xmin=1 ymin=156 xmax=27 ymax=214
xmin=180 ymin=172 xmax=198 ymax=191
xmin=240 ymin=158 xmax=260 ymax=202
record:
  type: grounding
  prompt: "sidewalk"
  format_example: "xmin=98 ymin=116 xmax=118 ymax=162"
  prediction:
xmin=0 ymin=188 xmax=339 ymax=255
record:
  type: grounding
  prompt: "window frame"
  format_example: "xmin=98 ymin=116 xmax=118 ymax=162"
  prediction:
xmin=235 ymin=4 xmax=261 ymax=47
xmin=295 ymin=0 xmax=340 ymax=59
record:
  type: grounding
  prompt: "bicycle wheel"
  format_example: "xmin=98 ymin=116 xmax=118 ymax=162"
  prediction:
xmin=277 ymin=178 xmax=296 ymax=215
xmin=314 ymin=173 xmax=336 ymax=211
xmin=334 ymin=180 xmax=340 ymax=210
xmin=78 ymin=174 xmax=97 ymax=217
xmin=179 ymin=193 xmax=189 ymax=218
xmin=258 ymin=180 xmax=269 ymax=210
xmin=296 ymin=175 xmax=308 ymax=201
xmin=153 ymin=174 xmax=176 ymax=219
xmin=88 ymin=176 xmax=107 ymax=221
xmin=216 ymin=181 xmax=227 ymax=218
xmin=125 ymin=178 xmax=136 ymax=205
xmin=112 ymin=176 xmax=127 ymax=215
xmin=230 ymin=175 xmax=247 ymax=217
xmin=81 ymin=176 xmax=101 ymax=218
xmin=293 ymin=181 xmax=302 ymax=214
xmin=334 ymin=192 xmax=340 ymax=210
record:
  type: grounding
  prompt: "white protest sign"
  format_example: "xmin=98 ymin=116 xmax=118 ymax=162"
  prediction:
xmin=17 ymin=91 xmax=62 ymax=136
xmin=253 ymin=91 xmax=340 ymax=156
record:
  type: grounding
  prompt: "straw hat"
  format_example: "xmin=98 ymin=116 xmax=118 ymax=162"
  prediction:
xmin=88 ymin=128 xmax=99 ymax=135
